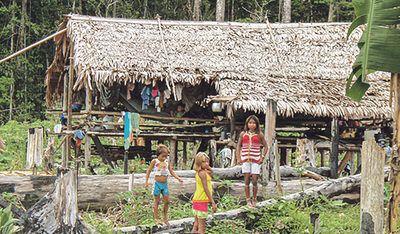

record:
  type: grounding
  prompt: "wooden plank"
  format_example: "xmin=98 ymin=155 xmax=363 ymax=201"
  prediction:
xmin=360 ymin=138 xmax=385 ymax=233
xmin=91 ymin=136 xmax=114 ymax=168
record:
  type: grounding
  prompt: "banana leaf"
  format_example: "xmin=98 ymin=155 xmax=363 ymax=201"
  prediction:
xmin=346 ymin=0 xmax=400 ymax=102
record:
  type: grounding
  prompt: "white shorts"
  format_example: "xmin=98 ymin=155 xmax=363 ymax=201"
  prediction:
xmin=242 ymin=162 xmax=260 ymax=175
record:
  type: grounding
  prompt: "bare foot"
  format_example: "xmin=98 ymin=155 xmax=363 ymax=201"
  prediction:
xmin=163 ymin=217 xmax=170 ymax=226
xmin=156 ymin=220 xmax=164 ymax=225
xmin=252 ymin=198 xmax=258 ymax=208
xmin=246 ymin=198 xmax=252 ymax=207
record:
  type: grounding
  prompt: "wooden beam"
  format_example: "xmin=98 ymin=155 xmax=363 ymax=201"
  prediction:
xmin=338 ymin=151 xmax=353 ymax=173
xmin=0 ymin=29 xmax=67 ymax=65
xmin=92 ymin=136 xmax=114 ymax=168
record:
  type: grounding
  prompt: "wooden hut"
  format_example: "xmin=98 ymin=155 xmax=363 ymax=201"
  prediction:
xmin=45 ymin=14 xmax=392 ymax=177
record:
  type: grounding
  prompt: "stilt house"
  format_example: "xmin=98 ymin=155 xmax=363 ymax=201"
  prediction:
xmin=45 ymin=14 xmax=392 ymax=177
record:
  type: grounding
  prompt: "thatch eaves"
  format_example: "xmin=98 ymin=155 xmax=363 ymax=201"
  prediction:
xmin=45 ymin=14 xmax=392 ymax=120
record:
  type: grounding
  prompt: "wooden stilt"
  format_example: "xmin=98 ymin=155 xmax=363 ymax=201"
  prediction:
xmin=330 ymin=118 xmax=339 ymax=179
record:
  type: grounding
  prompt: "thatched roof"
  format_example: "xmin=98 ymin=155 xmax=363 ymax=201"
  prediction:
xmin=45 ymin=14 xmax=392 ymax=120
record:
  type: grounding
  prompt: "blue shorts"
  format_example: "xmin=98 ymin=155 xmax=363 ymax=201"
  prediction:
xmin=153 ymin=181 xmax=169 ymax=195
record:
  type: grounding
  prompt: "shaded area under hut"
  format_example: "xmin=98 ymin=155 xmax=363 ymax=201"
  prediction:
xmin=43 ymin=14 xmax=392 ymax=182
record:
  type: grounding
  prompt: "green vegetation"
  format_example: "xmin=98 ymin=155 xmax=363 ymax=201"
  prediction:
xmin=80 ymin=192 xmax=361 ymax=233
xmin=0 ymin=205 xmax=18 ymax=234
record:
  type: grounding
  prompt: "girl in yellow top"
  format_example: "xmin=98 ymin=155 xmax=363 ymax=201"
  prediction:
xmin=192 ymin=152 xmax=217 ymax=234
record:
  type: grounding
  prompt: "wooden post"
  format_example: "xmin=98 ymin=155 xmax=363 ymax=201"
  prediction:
xmin=228 ymin=104 xmax=236 ymax=140
xmin=62 ymin=72 xmax=68 ymax=168
xmin=182 ymin=142 xmax=187 ymax=167
xmin=320 ymin=150 xmax=325 ymax=167
xmin=129 ymin=172 xmax=134 ymax=194
xmin=170 ymin=137 xmax=177 ymax=167
xmin=262 ymin=100 xmax=277 ymax=182
xmin=274 ymin=139 xmax=282 ymax=193
xmin=209 ymin=140 xmax=217 ymax=167
xmin=123 ymin=150 xmax=129 ymax=174
xmin=66 ymin=44 xmax=75 ymax=168
xmin=84 ymin=134 xmax=92 ymax=170
xmin=330 ymin=118 xmax=339 ymax=179
xmin=26 ymin=128 xmax=44 ymax=169
xmin=84 ymin=82 xmax=92 ymax=170
xmin=360 ymin=138 xmax=385 ymax=233
xmin=350 ymin=152 xmax=355 ymax=175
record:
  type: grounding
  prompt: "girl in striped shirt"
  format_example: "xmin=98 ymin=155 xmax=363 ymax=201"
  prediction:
xmin=236 ymin=115 xmax=268 ymax=207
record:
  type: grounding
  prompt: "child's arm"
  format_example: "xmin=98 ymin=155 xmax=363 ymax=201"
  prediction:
xmin=145 ymin=160 xmax=156 ymax=189
xmin=236 ymin=132 xmax=244 ymax=164
xmin=199 ymin=171 xmax=217 ymax=212
xmin=168 ymin=162 xmax=183 ymax=184
xmin=205 ymin=165 xmax=214 ymax=174
xmin=258 ymin=132 xmax=268 ymax=164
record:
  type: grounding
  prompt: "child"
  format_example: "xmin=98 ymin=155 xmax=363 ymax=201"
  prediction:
xmin=192 ymin=152 xmax=217 ymax=234
xmin=236 ymin=115 xmax=268 ymax=207
xmin=145 ymin=144 xmax=183 ymax=225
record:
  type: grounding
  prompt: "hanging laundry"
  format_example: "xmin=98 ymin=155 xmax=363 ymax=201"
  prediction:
xmin=141 ymin=86 xmax=151 ymax=110
xmin=124 ymin=112 xmax=141 ymax=150
xmin=175 ymin=84 xmax=183 ymax=101
xmin=152 ymin=83 xmax=159 ymax=98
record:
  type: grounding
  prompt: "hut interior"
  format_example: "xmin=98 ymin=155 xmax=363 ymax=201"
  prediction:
xmin=44 ymin=14 xmax=392 ymax=177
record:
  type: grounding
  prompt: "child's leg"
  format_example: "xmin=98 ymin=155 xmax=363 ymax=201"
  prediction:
xmin=162 ymin=194 xmax=170 ymax=226
xmin=251 ymin=174 xmax=259 ymax=207
xmin=244 ymin=173 xmax=251 ymax=206
xmin=192 ymin=215 xmax=199 ymax=233
xmin=197 ymin=218 xmax=207 ymax=234
xmin=154 ymin=195 xmax=163 ymax=224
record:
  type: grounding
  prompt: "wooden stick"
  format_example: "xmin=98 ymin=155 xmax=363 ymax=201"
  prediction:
xmin=0 ymin=29 xmax=67 ymax=65
xmin=54 ymin=135 xmax=68 ymax=153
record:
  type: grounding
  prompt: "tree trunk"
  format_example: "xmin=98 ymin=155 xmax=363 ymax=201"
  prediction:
xmin=0 ymin=166 xmax=334 ymax=211
xmin=216 ymin=0 xmax=225 ymax=22
xmin=193 ymin=0 xmax=201 ymax=21
xmin=282 ymin=0 xmax=291 ymax=23
xmin=387 ymin=73 xmax=400 ymax=233
xmin=143 ymin=0 xmax=148 ymax=18
xmin=9 ymin=0 xmax=16 ymax=121
xmin=18 ymin=170 xmax=81 ymax=233
xmin=328 ymin=3 xmax=335 ymax=22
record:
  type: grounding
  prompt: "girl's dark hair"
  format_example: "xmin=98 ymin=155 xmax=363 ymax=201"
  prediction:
xmin=244 ymin=115 xmax=261 ymax=134
xmin=156 ymin=144 xmax=169 ymax=156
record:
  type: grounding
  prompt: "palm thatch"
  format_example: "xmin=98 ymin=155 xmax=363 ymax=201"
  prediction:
xmin=45 ymin=14 xmax=392 ymax=120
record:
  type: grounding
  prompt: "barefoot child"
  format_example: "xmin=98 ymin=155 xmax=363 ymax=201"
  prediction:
xmin=192 ymin=152 xmax=217 ymax=234
xmin=236 ymin=115 xmax=268 ymax=207
xmin=145 ymin=144 xmax=183 ymax=225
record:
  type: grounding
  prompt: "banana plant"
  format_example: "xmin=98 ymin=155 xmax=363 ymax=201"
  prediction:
xmin=346 ymin=0 xmax=400 ymax=102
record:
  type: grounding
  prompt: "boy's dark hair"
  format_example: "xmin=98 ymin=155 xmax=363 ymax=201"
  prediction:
xmin=156 ymin=144 xmax=169 ymax=156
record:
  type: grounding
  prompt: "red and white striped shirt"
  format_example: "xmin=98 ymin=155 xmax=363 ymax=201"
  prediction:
xmin=241 ymin=131 xmax=262 ymax=163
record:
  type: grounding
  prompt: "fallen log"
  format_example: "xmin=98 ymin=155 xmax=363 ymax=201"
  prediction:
xmin=116 ymin=168 xmax=390 ymax=233
xmin=0 ymin=173 xmax=324 ymax=211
